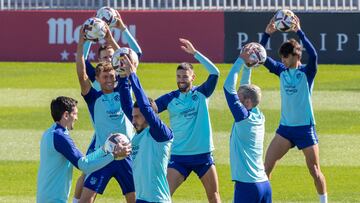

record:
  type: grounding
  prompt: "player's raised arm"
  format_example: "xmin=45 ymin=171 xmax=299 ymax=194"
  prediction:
xmin=115 ymin=11 xmax=143 ymax=58
xmin=76 ymin=28 xmax=92 ymax=95
xmin=104 ymin=25 xmax=120 ymax=51
xmin=118 ymin=75 xmax=134 ymax=121
xmin=223 ymin=50 xmax=253 ymax=122
xmin=260 ymin=17 xmax=277 ymax=46
xmin=123 ymin=55 xmax=173 ymax=142
xmin=179 ymin=38 xmax=220 ymax=97
xmin=259 ymin=18 xmax=284 ymax=76
xmin=293 ymin=15 xmax=318 ymax=75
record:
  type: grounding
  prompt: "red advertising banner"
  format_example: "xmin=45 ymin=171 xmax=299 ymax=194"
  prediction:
xmin=0 ymin=10 xmax=224 ymax=63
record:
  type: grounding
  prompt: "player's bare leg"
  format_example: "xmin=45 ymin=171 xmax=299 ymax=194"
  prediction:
xmin=79 ymin=187 xmax=97 ymax=203
xmin=264 ymin=133 xmax=292 ymax=179
xmin=302 ymin=144 xmax=327 ymax=196
xmin=200 ymin=165 xmax=221 ymax=203
xmin=73 ymin=174 xmax=85 ymax=202
xmin=124 ymin=192 xmax=136 ymax=203
xmin=167 ymin=168 xmax=185 ymax=195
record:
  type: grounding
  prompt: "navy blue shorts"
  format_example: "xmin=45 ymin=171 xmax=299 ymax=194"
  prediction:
xmin=276 ymin=125 xmax=318 ymax=150
xmin=84 ymin=157 xmax=135 ymax=195
xmin=234 ymin=181 xmax=272 ymax=203
xmin=168 ymin=152 xmax=214 ymax=180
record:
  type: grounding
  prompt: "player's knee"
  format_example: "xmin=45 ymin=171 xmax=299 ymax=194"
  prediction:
xmin=206 ymin=191 xmax=221 ymax=203
xmin=308 ymin=164 xmax=323 ymax=180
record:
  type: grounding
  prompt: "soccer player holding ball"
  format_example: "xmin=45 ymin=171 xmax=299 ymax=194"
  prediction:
xmin=83 ymin=10 xmax=142 ymax=90
xmin=36 ymin=96 xmax=130 ymax=203
xmin=155 ymin=38 xmax=221 ymax=202
xmin=75 ymin=25 xmax=136 ymax=203
xmin=224 ymin=44 xmax=271 ymax=203
xmin=119 ymin=54 xmax=173 ymax=203
xmin=73 ymin=11 xmax=142 ymax=203
xmin=260 ymin=13 xmax=328 ymax=203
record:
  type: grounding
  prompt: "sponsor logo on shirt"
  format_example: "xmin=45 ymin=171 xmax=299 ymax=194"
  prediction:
xmin=284 ymin=85 xmax=298 ymax=95
xmin=180 ymin=107 xmax=197 ymax=119
xmin=106 ymin=110 xmax=123 ymax=120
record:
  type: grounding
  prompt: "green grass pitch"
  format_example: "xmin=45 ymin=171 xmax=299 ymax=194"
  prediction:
xmin=0 ymin=62 xmax=359 ymax=202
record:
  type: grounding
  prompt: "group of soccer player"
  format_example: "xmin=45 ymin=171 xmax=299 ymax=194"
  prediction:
xmin=37 ymin=11 xmax=328 ymax=203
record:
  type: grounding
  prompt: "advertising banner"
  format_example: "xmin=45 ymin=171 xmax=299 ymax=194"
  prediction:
xmin=224 ymin=12 xmax=360 ymax=64
xmin=0 ymin=10 xmax=224 ymax=63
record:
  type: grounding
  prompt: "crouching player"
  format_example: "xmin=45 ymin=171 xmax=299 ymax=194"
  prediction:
xmin=37 ymin=96 xmax=131 ymax=203
xmin=119 ymin=55 xmax=173 ymax=203
xmin=223 ymin=46 xmax=272 ymax=203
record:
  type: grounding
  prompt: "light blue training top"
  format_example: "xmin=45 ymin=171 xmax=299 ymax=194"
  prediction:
xmin=120 ymin=73 xmax=173 ymax=202
xmin=260 ymin=30 xmax=318 ymax=126
xmin=37 ymin=123 xmax=113 ymax=203
xmin=155 ymin=51 xmax=219 ymax=155
xmin=224 ymin=58 xmax=268 ymax=183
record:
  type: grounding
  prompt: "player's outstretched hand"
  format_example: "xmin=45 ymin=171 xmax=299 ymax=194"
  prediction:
xmin=113 ymin=142 xmax=132 ymax=158
xmin=265 ymin=17 xmax=277 ymax=35
xmin=122 ymin=54 xmax=137 ymax=77
xmin=240 ymin=44 xmax=255 ymax=68
xmin=180 ymin=38 xmax=197 ymax=55
xmin=293 ymin=15 xmax=301 ymax=32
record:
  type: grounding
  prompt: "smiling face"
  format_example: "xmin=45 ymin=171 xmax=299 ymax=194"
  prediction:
xmin=97 ymin=69 xmax=116 ymax=93
xmin=95 ymin=62 xmax=116 ymax=93
xmin=176 ymin=68 xmax=195 ymax=93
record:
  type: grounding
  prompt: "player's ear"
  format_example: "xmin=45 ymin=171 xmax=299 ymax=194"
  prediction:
xmin=191 ymin=72 xmax=196 ymax=82
xmin=63 ymin=111 xmax=69 ymax=120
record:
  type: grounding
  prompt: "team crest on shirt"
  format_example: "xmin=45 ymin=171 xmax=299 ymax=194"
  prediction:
xmin=192 ymin=94 xmax=198 ymax=101
xmin=90 ymin=177 xmax=97 ymax=185
xmin=296 ymin=73 xmax=302 ymax=79
xmin=114 ymin=94 xmax=120 ymax=101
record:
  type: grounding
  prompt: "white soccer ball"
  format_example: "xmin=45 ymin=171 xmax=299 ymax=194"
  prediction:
xmin=82 ymin=17 xmax=107 ymax=42
xmin=104 ymin=133 xmax=130 ymax=160
xmin=111 ymin=47 xmax=139 ymax=75
xmin=274 ymin=9 xmax=296 ymax=32
xmin=240 ymin=42 xmax=267 ymax=68
xmin=96 ymin=7 xmax=118 ymax=27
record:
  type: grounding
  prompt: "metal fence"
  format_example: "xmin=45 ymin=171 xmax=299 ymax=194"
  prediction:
xmin=1 ymin=0 xmax=359 ymax=11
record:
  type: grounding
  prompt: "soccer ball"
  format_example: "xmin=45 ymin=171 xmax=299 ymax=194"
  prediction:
xmin=82 ymin=17 xmax=107 ymax=42
xmin=96 ymin=7 xmax=118 ymax=27
xmin=104 ymin=133 xmax=130 ymax=160
xmin=111 ymin=47 xmax=139 ymax=75
xmin=274 ymin=9 xmax=296 ymax=32
xmin=240 ymin=42 xmax=267 ymax=68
